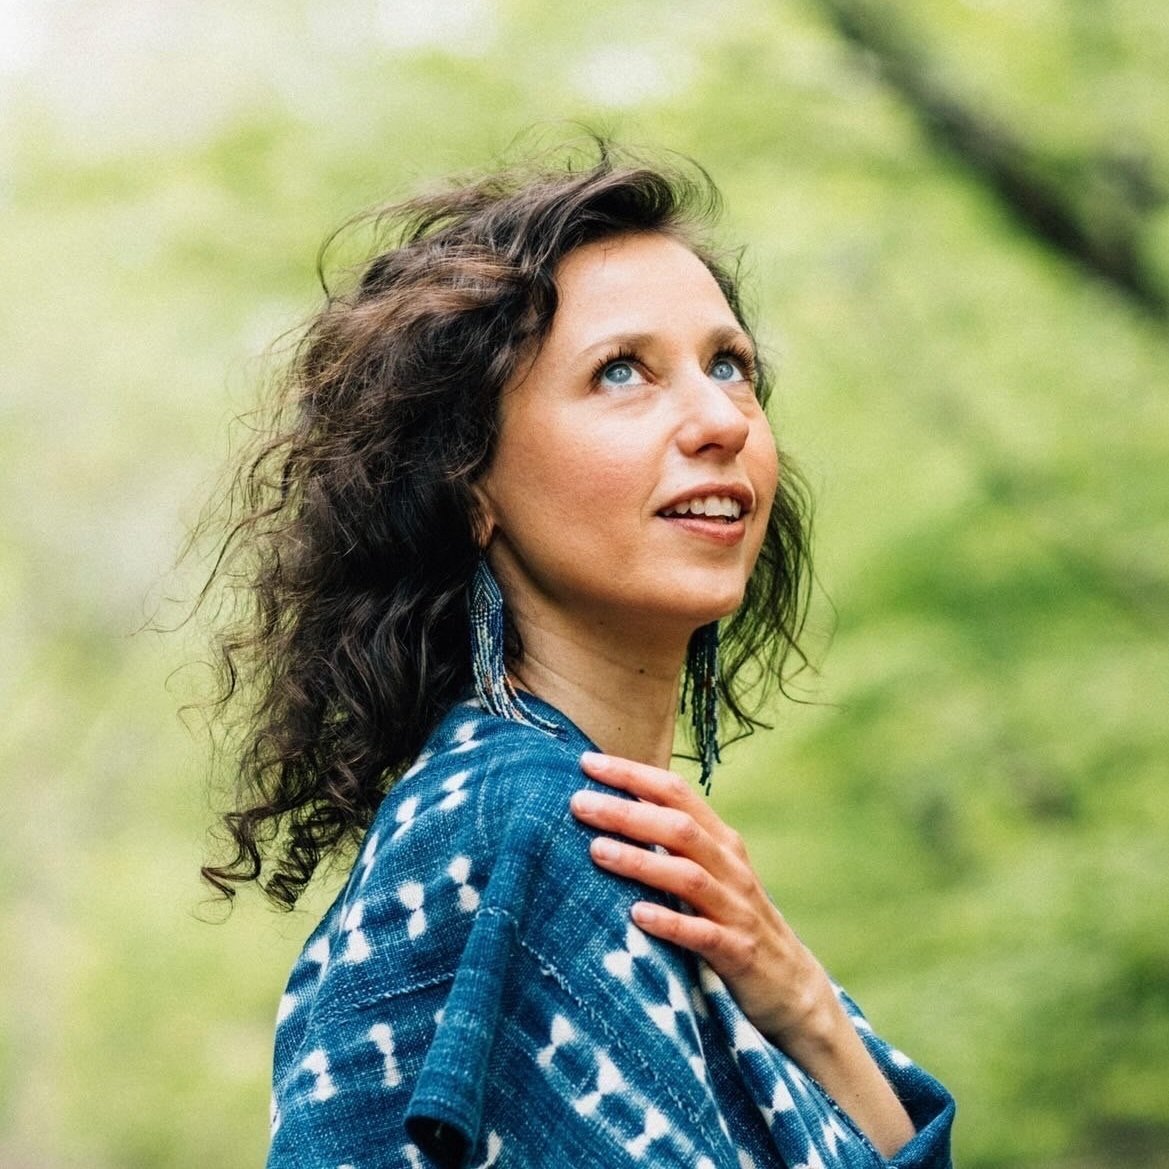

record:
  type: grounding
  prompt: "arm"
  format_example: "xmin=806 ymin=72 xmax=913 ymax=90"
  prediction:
xmin=571 ymin=751 xmax=917 ymax=1161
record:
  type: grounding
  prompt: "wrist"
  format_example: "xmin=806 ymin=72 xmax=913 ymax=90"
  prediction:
xmin=764 ymin=971 xmax=847 ymax=1060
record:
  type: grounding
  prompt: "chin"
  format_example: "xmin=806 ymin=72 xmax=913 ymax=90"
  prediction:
xmin=671 ymin=590 xmax=747 ymax=629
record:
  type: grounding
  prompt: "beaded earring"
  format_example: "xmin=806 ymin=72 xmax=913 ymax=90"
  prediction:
xmin=469 ymin=557 xmax=560 ymax=734
xmin=680 ymin=621 xmax=722 ymax=793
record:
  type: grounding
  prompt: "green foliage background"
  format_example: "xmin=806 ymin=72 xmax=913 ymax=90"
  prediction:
xmin=2 ymin=1 xmax=1166 ymax=1165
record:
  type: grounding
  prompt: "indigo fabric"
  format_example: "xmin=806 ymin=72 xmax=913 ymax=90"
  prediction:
xmin=267 ymin=695 xmax=955 ymax=1168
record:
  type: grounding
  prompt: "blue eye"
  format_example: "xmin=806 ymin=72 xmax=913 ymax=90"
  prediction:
xmin=710 ymin=356 xmax=744 ymax=382
xmin=600 ymin=360 xmax=640 ymax=387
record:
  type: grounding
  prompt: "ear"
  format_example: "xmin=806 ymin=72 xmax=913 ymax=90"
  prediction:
xmin=469 ymin=482 xmax=496 ymax=551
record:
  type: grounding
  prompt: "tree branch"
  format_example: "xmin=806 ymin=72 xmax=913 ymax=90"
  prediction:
xmin=812 ymin=0 xmax=1168 ymax=319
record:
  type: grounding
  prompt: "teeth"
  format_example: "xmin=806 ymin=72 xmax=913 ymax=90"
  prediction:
xmin=661 ymin=495 xmax=743 ymax=519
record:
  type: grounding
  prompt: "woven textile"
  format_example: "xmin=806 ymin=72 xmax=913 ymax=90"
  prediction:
xmin=267 ymin=695 xmax=955 ymax=1168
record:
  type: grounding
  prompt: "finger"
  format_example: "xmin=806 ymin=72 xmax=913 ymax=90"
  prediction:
xmin=588 ymin=836 xmax=739 ymax=920
xmin=579 ymin=752 xmax=734 ymax=843
xmin=579 ymin=751 xmax=705 ymax=812
xmin=629 ymin=901 xmax=754 ymax=975
xmin=571 ymin=789 xmax=728 ymax=875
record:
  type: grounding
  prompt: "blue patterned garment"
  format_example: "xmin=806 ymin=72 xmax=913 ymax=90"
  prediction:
xmin=267 ymin=694 xmax=955 ymax=1168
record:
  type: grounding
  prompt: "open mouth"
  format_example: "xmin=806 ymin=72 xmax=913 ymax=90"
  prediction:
xmin=658 ymin=495 xmax=744 ymax=523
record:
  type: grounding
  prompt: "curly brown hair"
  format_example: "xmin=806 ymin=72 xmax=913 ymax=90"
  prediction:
xmin=195 ymin=141 xmax=812 ymax=911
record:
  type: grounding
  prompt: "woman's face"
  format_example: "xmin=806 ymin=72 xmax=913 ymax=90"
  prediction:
xmin=477 ymin=230 xmax=779 ymax=643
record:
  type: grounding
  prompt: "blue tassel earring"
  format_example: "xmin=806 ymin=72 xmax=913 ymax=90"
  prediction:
xmin=469 ymin=557 xmax=560 ymax=734
xmin=680 ymin=622 xmax=721 ymax=793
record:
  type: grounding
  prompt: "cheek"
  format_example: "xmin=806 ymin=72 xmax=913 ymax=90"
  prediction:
xmin=566 ymin=444 xmax=643 ymax=507
xmin=490 ymin=415 xmax=643 ymax=535
xmin=749 ymin=429 xmax=780 ymax=512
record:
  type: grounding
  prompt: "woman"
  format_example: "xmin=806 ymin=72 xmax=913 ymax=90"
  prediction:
xmin=201 ymin=145 xmax=954 ymax=1168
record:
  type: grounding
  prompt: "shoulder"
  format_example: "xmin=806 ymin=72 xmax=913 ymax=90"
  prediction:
xmin=353 ymin=700 xmax=608 ymax=910
xmin=374 ymin=698 xmax=596 ymax=846
xmin=288 ymin=704 xmax=593 ymax=1013
xmin=368 ymin=698 xmax=660 ymax=923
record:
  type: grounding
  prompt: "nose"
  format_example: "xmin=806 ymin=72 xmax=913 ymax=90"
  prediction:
xmin=674 ymin=367 xmax=751 ymax=458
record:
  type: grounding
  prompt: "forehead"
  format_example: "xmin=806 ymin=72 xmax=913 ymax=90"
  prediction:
xmin=550 ymin=232 xmax=738 ymax=340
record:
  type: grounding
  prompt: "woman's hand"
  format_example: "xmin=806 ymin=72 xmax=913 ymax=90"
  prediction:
xmin=570 ymin=750 xmax=833 ymax=1049
xmin=570 ymin=751 xmax=917 ymax=1160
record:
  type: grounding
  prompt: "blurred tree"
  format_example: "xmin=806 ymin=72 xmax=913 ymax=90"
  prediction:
xmin=0 ymin=1 xmax=1166 ymax=1166
xmin=811 ymin=0 xmax=1169 ymax=317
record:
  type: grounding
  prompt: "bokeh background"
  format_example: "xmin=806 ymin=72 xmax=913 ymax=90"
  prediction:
xmin=2 ymin=0 xmax=1167 ymax=1165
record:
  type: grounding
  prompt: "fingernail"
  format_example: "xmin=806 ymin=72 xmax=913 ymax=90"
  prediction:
xmin=580 ymin=751 xmax=607 ymax=768
xmin=571 ymin=790 xmax=601 ymax=814
xmin=591 ymin=837 xmax=618 ymax=861
xmin=631 ymin=903 xmax=658 ymax=925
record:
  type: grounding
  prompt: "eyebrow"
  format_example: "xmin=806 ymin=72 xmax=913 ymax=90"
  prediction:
xmin=577 ymin=325 xmax=756 ymax=360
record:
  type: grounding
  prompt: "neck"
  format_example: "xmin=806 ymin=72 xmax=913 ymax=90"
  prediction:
xmin=505 ymin=606 xmax=689 ymax=771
